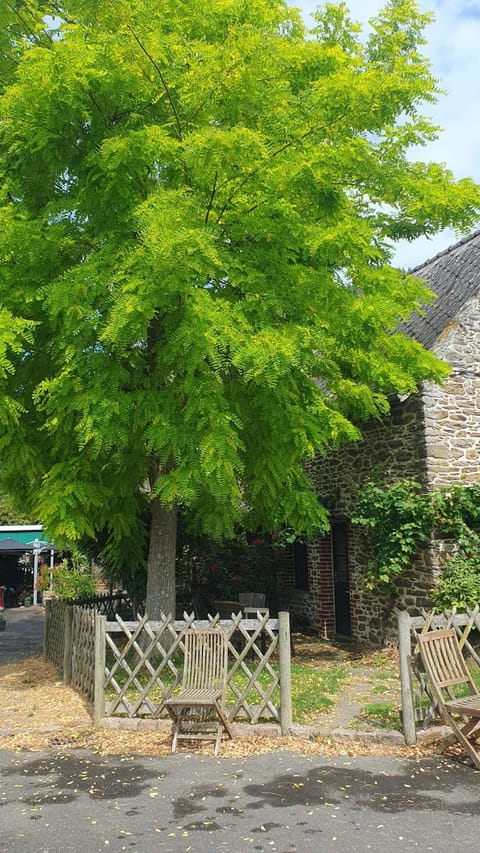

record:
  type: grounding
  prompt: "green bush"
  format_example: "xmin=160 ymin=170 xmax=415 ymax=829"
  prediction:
xmin=176 ymin=530 xmax=279 ymax=606
xmin=38 ymin=555 xmax=97 ymax=602
xmin=431 ymin=533 xmax=480 ymax=609
xmin=433 ymin=484 xmax=480 ymax=538
xmin=353 ymin=480 xmax=480 ymax=599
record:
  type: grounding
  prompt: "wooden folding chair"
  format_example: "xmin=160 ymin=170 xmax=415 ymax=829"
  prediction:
xmin=164 ymin=629 xmax=233 ymax=756
xmin=418 ymin=628 xmax=480 ymax=769
xmin=238 ymin=592 xmax=266 ymax=608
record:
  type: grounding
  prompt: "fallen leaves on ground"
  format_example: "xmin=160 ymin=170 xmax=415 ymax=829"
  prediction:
xmin=0 ymin=647 xmax=430 ymax=761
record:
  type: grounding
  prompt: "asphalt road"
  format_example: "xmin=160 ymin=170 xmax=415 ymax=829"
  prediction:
xmin=0 ymin=606 xmax=44 ymax=664
xmin=0 ymin=749 xmax=479 ymax=852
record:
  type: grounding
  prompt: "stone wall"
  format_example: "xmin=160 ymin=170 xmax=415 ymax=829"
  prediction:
xmin=423 ymin=294 xmax=480 ymax=487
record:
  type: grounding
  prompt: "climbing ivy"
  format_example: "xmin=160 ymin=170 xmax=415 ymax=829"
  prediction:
xmin=352 ymin=480 xmax=435 ymax=595
xmin=353 ymin=480 xmax=480 ymax=598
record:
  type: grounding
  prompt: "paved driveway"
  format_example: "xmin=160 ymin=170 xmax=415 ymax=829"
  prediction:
xmin=0 ymin=607 xmax=44 ymax=664
xmin=0 ymin=749 xmax=479 ymax=852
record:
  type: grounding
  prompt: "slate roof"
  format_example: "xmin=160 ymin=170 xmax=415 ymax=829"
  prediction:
xmin=401 ymin=230 xmax=480 ymax=349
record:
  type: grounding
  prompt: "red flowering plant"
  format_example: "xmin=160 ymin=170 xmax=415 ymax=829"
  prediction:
xmin=176 ymin=530 xmax=278 ymax=607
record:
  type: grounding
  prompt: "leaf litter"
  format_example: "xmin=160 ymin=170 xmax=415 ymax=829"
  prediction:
xmin=0 ymin=652 xmax=437 ymax=760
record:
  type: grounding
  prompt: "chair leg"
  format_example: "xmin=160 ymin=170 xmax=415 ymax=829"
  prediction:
xmin=214 ymin=722 xmax=223 ymax=756
xmin=170 ymin=710 xmax=181 ymax=753
xmin=171 ymin=725 xmax=179 ymax=753
xmin=165 ymin=703 xmax=232 ymax=755
xmin=446 ymin=716 xmax=480 ymax=770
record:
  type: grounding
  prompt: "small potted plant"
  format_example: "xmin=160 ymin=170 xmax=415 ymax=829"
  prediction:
xmin=18 ymin=590 xmax=32 ymax=607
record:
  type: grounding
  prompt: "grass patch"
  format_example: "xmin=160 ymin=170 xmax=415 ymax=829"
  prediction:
xmin=375 ymin=668 xmax=397 ymax=681
xmin=291 ymin=664 xmax=347 ymax=723
xmin=371 ymin=684 xmax=389 ymax=695
xmin=354 ymin=701 xmax=401 ymax=730
xmin=105 ymin=650 xmax=348 ymax=724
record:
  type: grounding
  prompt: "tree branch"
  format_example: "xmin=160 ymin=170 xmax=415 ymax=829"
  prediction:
xmin=127 ymin=24 xmax=183 ymax=143
xmin=205 ymin=170 xmax=218 ymax=225
xmin=5 ymin=0 xmax=53 ymax=45
xmin=216 ymin=111 xmax=351 ymax=223
xmin=87 ymin=91 xmax=110 ymax=131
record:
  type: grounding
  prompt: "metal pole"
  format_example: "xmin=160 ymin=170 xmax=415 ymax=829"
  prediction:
xmin=33 ymin=538 xmax=40 ymax=606
xmin=49 ymin=542 xmax=55 ymax=591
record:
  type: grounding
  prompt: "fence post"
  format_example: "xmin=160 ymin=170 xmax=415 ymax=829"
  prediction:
xmin=279 ymin=611 xmax=293 ymax=736
xmin=43 ymin=598 xmax=51 ymax=661
xmin=63 ymin=604 xmax=73 ymax=685
xmin=397 ymin=609 xmax=417 ymax=746
xmin=94 ymin=613 xmax=107 ymax=726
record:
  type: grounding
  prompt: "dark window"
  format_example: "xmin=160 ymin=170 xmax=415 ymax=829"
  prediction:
xmin=294 ymin=541 xmax=308 ymax=590
xmin=332 ymin=521 xmax=351 ymax=636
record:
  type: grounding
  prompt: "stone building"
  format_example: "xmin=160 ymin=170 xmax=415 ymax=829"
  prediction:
xmin=278 ymin=231 xmax=480 ymax=645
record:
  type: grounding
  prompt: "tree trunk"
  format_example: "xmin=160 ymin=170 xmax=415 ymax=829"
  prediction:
xmin=145 ymin=500 xmax=178 ymax=620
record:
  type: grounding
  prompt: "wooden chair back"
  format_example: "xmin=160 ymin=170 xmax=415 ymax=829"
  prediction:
xmin=213 ymin=600 xmax=243 ymax=619
xmin=418 ymin=628 xmax=478 ymax=702
xmin=181 ymin=629 xmax=228 ymax=694
xmin=238 ymin=592 xmax=266 ymax=608
xmin=418 ymin=627 xmax=480 ymax=769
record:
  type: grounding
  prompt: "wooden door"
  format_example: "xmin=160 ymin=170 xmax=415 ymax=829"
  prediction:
xmin=332 ymin=522 xmax=351 ymax=637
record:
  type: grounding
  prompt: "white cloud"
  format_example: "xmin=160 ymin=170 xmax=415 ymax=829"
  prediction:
xmin=297 ymin=1 xmax=480 ymax=268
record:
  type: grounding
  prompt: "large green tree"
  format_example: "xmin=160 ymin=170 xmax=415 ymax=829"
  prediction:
xmin=0 ymin=0 xmax=478 ymax=618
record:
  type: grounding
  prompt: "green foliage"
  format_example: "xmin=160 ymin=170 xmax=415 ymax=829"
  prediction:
xmin=431 ymin=532 xmax=480 ymax=610
xmin=38 ymin=554 xmax=97 ymax=601
xmin=0 ymin=494 xmax=32 ymax=525
xmin=429 ymin=486 xmax=480 ymax=608
xmin=177 ymin=531 xmax=279 ymax=608
xmin=432 ymin=485 xmax=480 ymax=539
xmin=354 ymin=480 xmax=480 ymax=601
xmin=79 ymin=523 xmax=148 ymax=614
xmin=0 ymin=0 xmax=478 ymax=614
xmin=0 ymin=1 xmax=54 ymax=93
xmin=352 ymin=479 xmax=435 ymax=594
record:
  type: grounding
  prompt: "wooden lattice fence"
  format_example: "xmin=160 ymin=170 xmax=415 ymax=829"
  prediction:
xmin=71 ymin=607 xmax=96 ymax=702
xmin=99 ymin=611 xmax=285 ymax=726
xmin=398 ymin=606 xmax=480 ymax=745
xmin=44 ymin=600 xmax=293 ymax=734
xmin=43 ymin=598 xmax=68 ymax=670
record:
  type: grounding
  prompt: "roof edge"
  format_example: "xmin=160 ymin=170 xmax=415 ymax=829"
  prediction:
xmin=406 ymin=228 xmax=480 ymax=276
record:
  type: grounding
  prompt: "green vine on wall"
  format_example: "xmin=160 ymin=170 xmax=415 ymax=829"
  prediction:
xmin=352 ymin=480 xmax=480 ymax=600
xmin=352 ymin=480 xmax=435 ymax=595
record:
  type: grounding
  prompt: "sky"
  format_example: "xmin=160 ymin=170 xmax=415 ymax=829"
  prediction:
xmin=297 ymin=0 xmax=480 ymax=270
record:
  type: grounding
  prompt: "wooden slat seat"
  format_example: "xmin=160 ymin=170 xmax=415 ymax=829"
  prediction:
xmin=164 ymin=629 xmax=233 ymax=755
xmin=168 ymin=687 xmax=223 ymax=703
xmin=418 ymin=628 xmax=480 ymax=769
